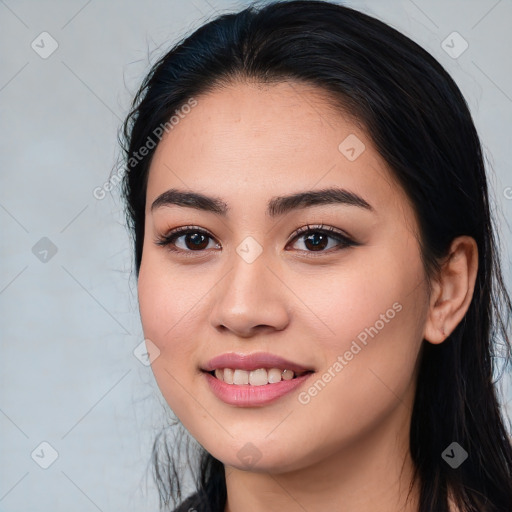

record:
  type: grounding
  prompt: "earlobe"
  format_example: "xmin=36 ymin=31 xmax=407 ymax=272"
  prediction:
xmin=423 ymin=236 xmax=478 ymax=345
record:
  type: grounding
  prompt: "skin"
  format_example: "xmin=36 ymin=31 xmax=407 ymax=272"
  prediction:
xmin=137 ymin=81 xmax=478 ymax=512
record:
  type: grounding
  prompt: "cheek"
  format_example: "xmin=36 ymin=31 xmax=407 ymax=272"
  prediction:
xmin=137 ymin=253 xmax=206 ymax=422
xmin=137 ymin=251 xmax=200 ymax=364
xmin=298 ymin=248 xmax=423 ymax=331
xmin=297 ymin=245 xmax=428 ymax=397
xmin=323 ymin=272 xmax=424 ymax=352
xmin=287 ymin=268 xmax=427 ymax=448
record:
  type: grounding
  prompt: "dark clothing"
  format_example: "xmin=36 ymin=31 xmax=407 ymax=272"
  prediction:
xmin=172 ymin=491 xmax=224 ymax=512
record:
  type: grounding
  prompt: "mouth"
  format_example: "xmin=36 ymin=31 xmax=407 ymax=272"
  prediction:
xmin=202 ymin=367 xmax=316 ymax=407
xmin=203 ymin=368 xmax=315 ymax=386
xmin=200 ymin=352 xmax=315 ymax=404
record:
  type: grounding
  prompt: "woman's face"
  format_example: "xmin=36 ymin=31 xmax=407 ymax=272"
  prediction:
xmin=138 ymin=81 xmax=431 ymax=472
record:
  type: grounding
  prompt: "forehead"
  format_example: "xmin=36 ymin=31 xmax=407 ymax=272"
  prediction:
xmin=146 ymin=80 xmax=414 ymax=225
xmin=154 ymin=80 xmax=359 ymax=158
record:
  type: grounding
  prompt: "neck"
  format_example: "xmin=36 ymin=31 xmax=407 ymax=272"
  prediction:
xmin=223 ymin=404 xmax=420 ymax=512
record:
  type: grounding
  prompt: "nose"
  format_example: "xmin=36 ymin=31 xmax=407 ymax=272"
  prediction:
xmin=209 ymin=247 xmax=290 ymax=338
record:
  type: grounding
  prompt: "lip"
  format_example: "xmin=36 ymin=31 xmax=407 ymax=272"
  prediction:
xmin=201 ymin=352 xmax=313 ymax=373
xmin=203 ymin=371 xmax=314 ymax=407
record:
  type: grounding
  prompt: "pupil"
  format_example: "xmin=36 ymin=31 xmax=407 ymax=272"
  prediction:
xmin=305 ymin=233 xmax=328 ymax=251
xmin=187 ymin=233 xmax=208 ymax=250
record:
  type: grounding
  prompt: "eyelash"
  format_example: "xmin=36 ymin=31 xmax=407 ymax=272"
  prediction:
xmin=155 ymin=223 xmax=358 ymax=258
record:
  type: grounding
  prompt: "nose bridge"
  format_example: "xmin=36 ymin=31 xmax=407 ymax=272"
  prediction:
xmin=225 ymin=239 xmax=274 ymax=309
xmin=209 ymin=237 xmax=289 ymax=334
xmin=232 ymin=239 xmax=271 ymax=296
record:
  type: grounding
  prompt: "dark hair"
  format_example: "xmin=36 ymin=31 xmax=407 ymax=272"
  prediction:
xmin=120 ymin=1 xmax=512 ymax=510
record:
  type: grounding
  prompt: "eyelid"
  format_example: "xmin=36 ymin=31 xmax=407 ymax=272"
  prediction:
xmin=288 ymin=223 xmax=353 ymax=244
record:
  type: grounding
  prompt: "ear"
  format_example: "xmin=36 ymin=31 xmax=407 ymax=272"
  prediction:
xmin=423 ymin=236 xmax=479 ymax=344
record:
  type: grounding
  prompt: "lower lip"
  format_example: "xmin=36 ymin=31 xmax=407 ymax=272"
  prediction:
xmin=203 ymin=371 xmax=314 ymax=407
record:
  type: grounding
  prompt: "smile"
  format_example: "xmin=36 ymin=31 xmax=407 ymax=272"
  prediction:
xmin=209 ymin=367 xmax=312 ymax=385
xmin=202 ymin=369 xmax=314 ymax=407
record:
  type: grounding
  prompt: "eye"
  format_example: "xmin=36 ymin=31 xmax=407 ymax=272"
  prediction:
xmin=286 ymin=224 xmax=357 ymax=255
xmin=155 ymin=225 xmax=220 ymax=255
xmin=155 ymin=223 xmax=357 ymax=257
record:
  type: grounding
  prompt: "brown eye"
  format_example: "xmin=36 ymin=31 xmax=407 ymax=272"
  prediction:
xmin=155 ymin=226 xmax=219 ymax=254
xmin=302 ymin=232 xmax=330 ymax=251
xmin=288 ymin=225 xmax=356 ymax=254
xmin=182 ymin=232 xmax=210 ymax=250
xmin=155 ymin=224 xmax=357 ymax=258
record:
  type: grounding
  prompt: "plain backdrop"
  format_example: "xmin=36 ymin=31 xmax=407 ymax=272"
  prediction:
xmin=1 ymin=0 xmax=511 ymax=510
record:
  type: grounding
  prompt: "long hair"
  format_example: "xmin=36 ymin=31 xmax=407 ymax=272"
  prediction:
xmin=119 ymin=1 xmax=512 ymax=510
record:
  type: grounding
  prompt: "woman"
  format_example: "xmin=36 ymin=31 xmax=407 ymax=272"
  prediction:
xmin=119 ymin=1 xmax=512 ymax=510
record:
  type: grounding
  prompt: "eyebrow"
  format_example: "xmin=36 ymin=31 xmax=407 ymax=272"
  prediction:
xmin=150 ymin=187 xmax=375 ymax=217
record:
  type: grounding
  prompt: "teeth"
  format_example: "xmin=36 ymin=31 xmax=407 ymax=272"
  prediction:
xmin=233 ymin=369 xmax=249 ymax=385
xmin=212 ymin=368 xmax=303 ymax=385
xmin=281 ymin=369 xmax=294 ymax=380
xmin=223 ymin=368 xmax=234 ymax=384
xmin=249 ymin=368 xmax=267 ymax=386
xmin=268 ymin=368 xmax=283 ymax=383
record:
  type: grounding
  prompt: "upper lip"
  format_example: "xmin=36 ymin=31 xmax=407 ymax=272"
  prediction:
xmin=202 ymin=352 xmax=314 ymax=373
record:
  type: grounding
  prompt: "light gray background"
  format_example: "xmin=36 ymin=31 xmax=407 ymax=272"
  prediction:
xmin=1 ymin=0 xmax=511 ymax=510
